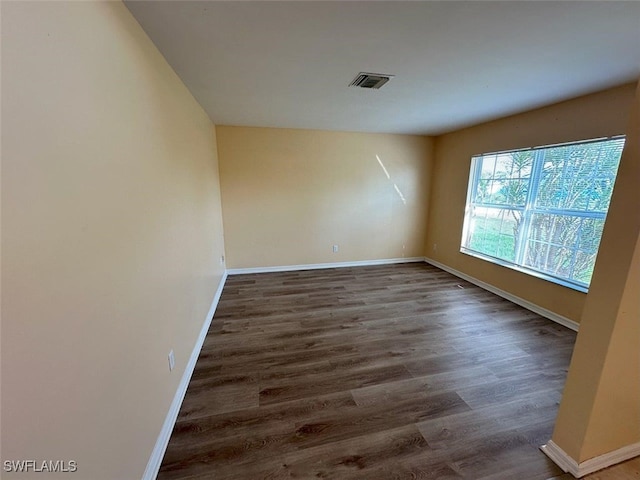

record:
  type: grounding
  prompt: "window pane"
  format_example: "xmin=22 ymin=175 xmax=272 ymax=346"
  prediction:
xmin=524 ymin=214 xmax=604 ymax=285
xmin=502 ymin=151 xmax=533 ymax=180
xmin=573 ymin=250 xmax=600 ymax=285
xmin=574 ymin=218 xmax=606 ymax=284
xmin=479 ymin=155 xmax=497 ymax=179
xmin=465 ymin=207 xmax=519 ymax=262
xmin=577 ymin=218 xmax=606 ymax=253
xmin=535 ymin=139 xmax=624 ymax=212
xmin=473 ymin=151 xmax=532 ymax=207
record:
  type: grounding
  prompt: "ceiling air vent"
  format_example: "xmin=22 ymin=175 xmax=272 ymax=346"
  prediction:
xmin=349 ymin=72 xmax=394 ymax=90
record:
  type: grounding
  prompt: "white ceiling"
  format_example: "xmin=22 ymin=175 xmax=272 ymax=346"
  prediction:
xmin=125 ymin=1 xmax=640 ymax=135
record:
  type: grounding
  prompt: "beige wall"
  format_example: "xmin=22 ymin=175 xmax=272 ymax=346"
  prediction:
xmin=216 ymin=126 xmax=433 ymax=269
xmin=1 ymin=2 xmax=225 ymax=479
xmin=552 ymin=81 xmax=640 ymax=462
xmin=426 ymin=83 xmax=636 ymax=323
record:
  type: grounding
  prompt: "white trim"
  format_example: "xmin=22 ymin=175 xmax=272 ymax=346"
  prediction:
xmin=541 ymin=439 xmax=640 ymax=477
xmin=227 ymin=257 xmax=425 ymax=275
xmin=541 ymin=441 xmax=578 ymax=476
xmin=142 ymin=270 xmax=228 ymax=480
xmin=424 ymin=257 xmax=579 ymax=332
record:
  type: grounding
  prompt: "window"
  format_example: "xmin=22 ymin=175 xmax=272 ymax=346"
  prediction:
xmin=461 ymin=136 xmax=625 ymax=291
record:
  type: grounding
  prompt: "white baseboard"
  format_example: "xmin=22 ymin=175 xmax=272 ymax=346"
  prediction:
xmin=227 ymin=257 xmax=425 ymax=275
xmin=142 ymin=270 xmax=228 ymax=480
xmin=424 ymin=257 xmax=579 ymax=332
xmin=541 ymin=439 xmax=640 ymax=477
xmin=541 ymin=441 xmax=579 ymax=476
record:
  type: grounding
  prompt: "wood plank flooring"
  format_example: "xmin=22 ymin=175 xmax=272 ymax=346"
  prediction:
xmin=158 ymin=263 xmax=576 ymax=479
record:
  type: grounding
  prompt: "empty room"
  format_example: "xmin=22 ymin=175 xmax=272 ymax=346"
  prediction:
xmin=2 ymin=1 xmax=639 ymax=480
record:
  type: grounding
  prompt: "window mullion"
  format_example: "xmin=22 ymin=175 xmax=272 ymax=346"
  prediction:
xmin=515 ymin=149 xmax=545 ymax=266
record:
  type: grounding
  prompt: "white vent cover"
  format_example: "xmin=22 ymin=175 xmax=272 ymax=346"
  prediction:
xmin=349 ymin=72 xmax=394 ymax=89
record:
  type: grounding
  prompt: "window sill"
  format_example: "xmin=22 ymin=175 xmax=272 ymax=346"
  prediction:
xmin=459 ymin=248 xmax=589 ymax=294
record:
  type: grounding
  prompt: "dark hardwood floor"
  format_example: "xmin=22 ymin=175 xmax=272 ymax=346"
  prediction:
xmin=158 ymin=263 xmax=576 ymax=479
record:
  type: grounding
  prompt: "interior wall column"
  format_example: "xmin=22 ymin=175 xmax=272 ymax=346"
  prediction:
xmin=543 ymin=80 xmax=640 ymax=476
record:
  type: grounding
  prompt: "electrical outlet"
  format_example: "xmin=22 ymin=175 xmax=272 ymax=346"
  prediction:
xmin=332 ymin=245 xmax=339 ymax=253
xmin=220 ymin=255 xmax=225 ymax=265
xmin=433 ymin=243 xmax=437 ymax=251
xmin=168 ymin=350 xmax=175 ymax=372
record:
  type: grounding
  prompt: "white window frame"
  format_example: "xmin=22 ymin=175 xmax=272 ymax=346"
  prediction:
xmin=460 ymin=136 xmax=625 ymax=293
